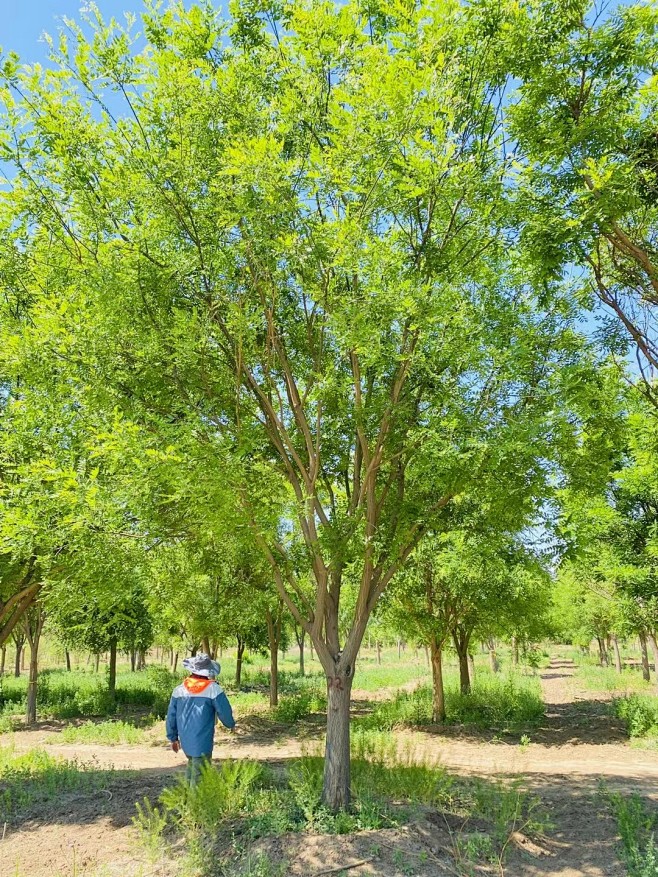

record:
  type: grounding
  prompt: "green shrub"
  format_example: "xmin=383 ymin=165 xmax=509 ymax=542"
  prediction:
xmin=272 ymin=688 xmax=326 ymax=723
xmin=614 ymin=695 xmax=658 ymax=739
xmin=357 ymin=674 xmax=544 ymax=732
xmin=607 ymin=790 xmax=658 ymax=876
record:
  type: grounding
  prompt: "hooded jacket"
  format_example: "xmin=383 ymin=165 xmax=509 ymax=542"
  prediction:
xmin=166 ymin=676 xmax=235 ymax=757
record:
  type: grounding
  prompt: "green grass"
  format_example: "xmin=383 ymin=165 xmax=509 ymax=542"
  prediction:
xmin=134 ymin=729 xmax=546 ymax=876
xmin=576 ymin=662 xmax=654 ymax=695
xmin=0 ymin=744 xmax=110 ymax=821
xmin=606 ymin=789 xmax=658 ymax=876
xmin=356 ymin=672 xmax=544 ymax=732
xmin=58 ymin=719 xmax=148 ymax=745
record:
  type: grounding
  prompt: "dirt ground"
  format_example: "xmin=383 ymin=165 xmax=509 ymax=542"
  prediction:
xmin=1 ymin=659 xmax=655 ymax=877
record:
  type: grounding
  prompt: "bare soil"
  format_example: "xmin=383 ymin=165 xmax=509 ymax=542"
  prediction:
xmin=1 ymin=658 xmax=654 ymax=877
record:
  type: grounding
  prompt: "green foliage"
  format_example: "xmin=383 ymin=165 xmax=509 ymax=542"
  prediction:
xmin=607 ymin=791 xmax=658 ymax=877
xmin=272 ymin=688 xmax=326 ymax=723
xmin=614 ymin=695 xmax=658 ymax=740
xmin=0 ymin=666 xmax=178 ymax=720
xmin=59 ymin=719 xmax=148 ymax=745
xmin=0 ymin=745 xmax=106 ymax=820
xmin=358 ymin=674 xmax=544 ymax=732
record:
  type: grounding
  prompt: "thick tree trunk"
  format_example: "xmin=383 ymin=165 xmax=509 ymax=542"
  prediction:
xmin=236 ymin=637 xmax=245 ymax=690
xmin=323 ymin=673 xmax=353 ymax=812
xmin=298 ymin=634 xmax=305 ymax=677
xmin=0 ymin=645 xmax=5 ymax=676
xmin=430 ymin=636 xmax=446 ymax=722
xmin=202 ymin=636 xmax=211 ymax=656
xmin=612 ymin=636 xmax=623 ymax=674
xmin=130 ymin=649 xmax=136 ymax=672
xmin=137 ymin=649 xmax=146 ymax=670
xmin=108 ymin=638 xmax=117 ymax=703
xmin=65 ymin=650 xmax=71 ymax=672
xmin=640 ymin=631 xmax=651 ymax=682
xmin=488 ymin=638 xmax=499 ymax=673
xmin=468 ymin=653 xmax=476 ymax=683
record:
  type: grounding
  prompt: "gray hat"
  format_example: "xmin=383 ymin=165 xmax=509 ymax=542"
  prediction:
xmin=182 ymin=653 xmax=221 ymax=678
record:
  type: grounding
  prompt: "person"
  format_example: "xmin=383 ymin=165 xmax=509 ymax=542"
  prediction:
xmin=165 ymin=652 xmax=236 ymax=786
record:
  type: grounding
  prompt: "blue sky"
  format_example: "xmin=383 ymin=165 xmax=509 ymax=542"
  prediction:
xmin=1 ymin=1 xmax=144 ymax=62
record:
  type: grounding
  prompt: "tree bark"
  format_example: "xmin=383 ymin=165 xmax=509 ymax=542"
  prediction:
xmin=596 ymin=636 xmax=608 ymax=667
xmin=94 ymin=653 xmax=100 ymax=674
xmin=236 ymin=637 xmax=245 ymax=690
xmin=25 ymin=608 xmax=44 ymax=725
xmin=612 ymin=636 xmax=623 ymax=674
xmin=430 ymin=636 xmax=446 ymax=722
xmin=130 ymin=649 xmax=136 ymax=672
xmin=13 ymin=632 xmax=24 ymax=677
xmin=468 ymin=653 xmax=476 ymax=683
xmin=172 ymin=652 xmax=179 ymax=673
xmin=323 ymin=673 xmax=353 ymax=811
xmin=202 ymin=636 xmax=211 ymax=656
xmin=65 ymin=650 xmax=71 ymax=672
xmin=648 ymin=632 xmax=658 ymax=677
xmin=0 ymin=646 xmax=6 ymax=676
xmin=640 ymin=631 xmax=651 ymax=682
xmin=453 ymin=629 xmax=471 ymax=695
xmin=376 ymin=641 xmax=382 ymax=665
xmin=108 ymin=637 xmax=117 ymax=703
xmin=266 ymin=607 xmax=282 ymax=708
xmin=488 ymin=638 xmax=499 ymax=673
xmin=298 ymin=632 xmax=305 ymax=677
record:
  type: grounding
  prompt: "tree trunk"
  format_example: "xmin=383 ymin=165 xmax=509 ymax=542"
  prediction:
xmin=13 ymin=633 xmax=24 ymax=677
xmin=376 ymin=641 xmax=382 ymax=665
xmin=648 ymin=632 xmax=658 ymax=677
xmin=266 ymin=607 xmax=282 ymax=708
xmin=397 ymin=638 xmax=402 ymax=659
xmin=137 ymin=649 xmax=146 ymax=670
xmin=596 ymin=636 xmax=608 ymax=667
xmin=298 ymin=633 xmax=305 ymax=676
xmin=202 ymin=636 xmax=211 ymax=656
xmin=430 ymin=636 xmax=446 ymax=722
xmin=468 ymin=653 xmax=476 ymax=683
xmin=94 ymin=653 xmax=100 ymax=673
xmin=612 ymin=636 xmax=623 ymax=674
xmin=130 ymin=649 xmax=136 ymax=672
xmin=65 ymin=650 xmax=71 ymax=672
xmin=25 ymin=609 xmax=44 ymax=726
xmin=236 ymin=637 xmax=245 ymax=690
xmin=640 ymin=631 xmax=651 ymax=682
xmin=488 ymin=638 xmax=499 ymax=673
xmin=172 ymin=652 xmax=179 ymax=673
xmin=322 ymin=673 xmax=353 ymax=812
xmin=108 ymin=637 xmax=117 ymax=703
xmin=453 ymin=629 xmax=471 ymax=695
xmin=0 ymin=645 xmax=5 ymax=676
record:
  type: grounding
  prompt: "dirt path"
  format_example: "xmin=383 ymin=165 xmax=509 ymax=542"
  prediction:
xmin=2 ymin=659 xmax=655 ymax=877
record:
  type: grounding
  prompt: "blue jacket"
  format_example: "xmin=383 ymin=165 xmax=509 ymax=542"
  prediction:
xmin=166 ymin=676 xmax=235 ymax=757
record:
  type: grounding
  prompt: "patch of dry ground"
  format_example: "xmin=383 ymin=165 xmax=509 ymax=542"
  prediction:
xmin=1 ymin=659 xmax=654 ymax=876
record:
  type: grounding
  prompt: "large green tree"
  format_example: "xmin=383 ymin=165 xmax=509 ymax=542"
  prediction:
xmin=0 ymin=0 xmax=601 ymax=807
